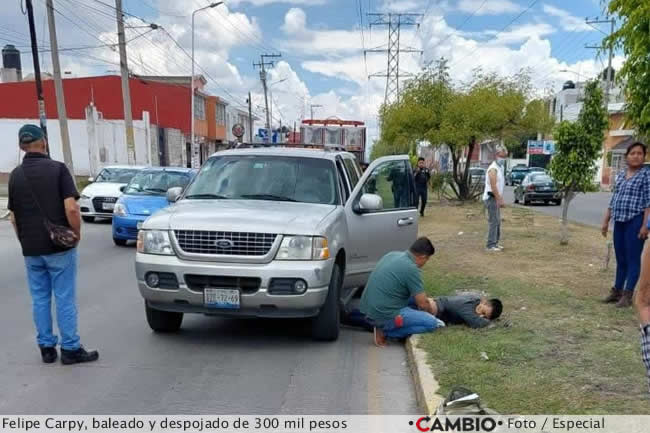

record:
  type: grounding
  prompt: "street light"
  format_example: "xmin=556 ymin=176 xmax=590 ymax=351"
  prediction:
xmin=269 ymin=78 xmax=288 ymax=129
xmin=191 ymin=2 xmax=224 ymax=168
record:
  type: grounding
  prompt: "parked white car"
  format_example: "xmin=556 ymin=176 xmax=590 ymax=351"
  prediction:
xmin=79 ymin=166 xmax=145 ymax=222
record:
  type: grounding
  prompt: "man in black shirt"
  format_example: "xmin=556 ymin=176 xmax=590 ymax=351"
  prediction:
xmin=414 ymin=158 xmax=431 ymax=217
xmin=8 ymin=124 xmax=98 ymax=365
xmin=431 ymin=294 xmax=503 ymax=328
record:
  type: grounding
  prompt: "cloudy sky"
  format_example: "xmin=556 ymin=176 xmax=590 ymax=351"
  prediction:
xmin=0 ymin=0 xmax=619 ymax=143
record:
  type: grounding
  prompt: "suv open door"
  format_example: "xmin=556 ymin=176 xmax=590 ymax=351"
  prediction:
xmin=343 ymin=155 xmax=418 ymax=287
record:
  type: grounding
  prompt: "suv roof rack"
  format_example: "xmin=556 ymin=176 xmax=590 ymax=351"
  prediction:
xmin=230 ymin=142 xmax=348 ymax=152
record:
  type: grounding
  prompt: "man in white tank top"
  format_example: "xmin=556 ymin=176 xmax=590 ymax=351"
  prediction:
xmin=483 ymin=144 xmax=508 ymax=251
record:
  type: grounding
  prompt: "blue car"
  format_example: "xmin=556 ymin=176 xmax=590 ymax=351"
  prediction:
xmin=112 ymin=167 xmax=197 ymax=246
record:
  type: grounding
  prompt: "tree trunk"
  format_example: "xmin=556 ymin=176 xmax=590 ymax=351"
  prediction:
xmin=560 ymin=191 xmax=574 ymax=245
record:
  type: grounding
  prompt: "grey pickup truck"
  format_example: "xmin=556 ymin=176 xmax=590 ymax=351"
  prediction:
xmin=135 ymin=146 xmax=419 ymax=340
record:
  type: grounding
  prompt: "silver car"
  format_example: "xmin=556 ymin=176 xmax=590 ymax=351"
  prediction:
xmin=135 ymin=147 xmax=419 ymax=340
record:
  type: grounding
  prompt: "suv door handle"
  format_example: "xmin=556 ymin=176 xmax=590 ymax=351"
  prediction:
xmin=397 ymin=217 xmax=414 ymax=227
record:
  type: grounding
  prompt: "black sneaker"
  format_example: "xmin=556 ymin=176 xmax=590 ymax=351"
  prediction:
xmin=39 ymin=346 xmax=57 ymax=364
xmin=61 ymin=346 xmax=99 ymax=365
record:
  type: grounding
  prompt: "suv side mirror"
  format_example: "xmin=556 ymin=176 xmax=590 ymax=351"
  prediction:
xmin=166 ymin=187 xmax=183 ymax=203
xmin=88 ymin=177 xmax=94 ymax=183
xmin=119 ymin=186 xmax=126 ymax=193
xmin=354 ymin=193 xmax=383 ymax=214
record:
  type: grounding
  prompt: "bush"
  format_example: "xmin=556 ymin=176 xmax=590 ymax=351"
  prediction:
xmin=430 ymin=172 xmax=453 ymax=200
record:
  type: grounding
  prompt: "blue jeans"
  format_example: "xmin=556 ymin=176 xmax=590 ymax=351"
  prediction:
xmin=24 ymin=248 xmax=81 ymax=350
xmin=382 ymin=298 xmax=445 ymax=339
xmin=613 ymin=214 xmax=646 ymax=292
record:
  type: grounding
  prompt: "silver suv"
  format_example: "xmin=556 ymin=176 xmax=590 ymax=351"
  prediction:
xmin=135 ymin=147 xmax=418 ymax=340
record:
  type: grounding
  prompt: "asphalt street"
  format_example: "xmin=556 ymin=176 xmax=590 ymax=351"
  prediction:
xmin=0 ymin=219 xmax=417 ymax=414
xmin=503 ymin=186 xmax=611 ymax=227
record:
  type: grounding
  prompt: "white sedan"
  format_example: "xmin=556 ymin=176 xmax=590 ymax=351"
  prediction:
xmin=79 ymin=166 xmax=145 ymax=222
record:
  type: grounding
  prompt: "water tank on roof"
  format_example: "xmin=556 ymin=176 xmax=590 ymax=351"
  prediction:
xmin=2 ymin=44 xmax=22 ymax=72
xmin=562 ymin=80 xmax=576 ymax=90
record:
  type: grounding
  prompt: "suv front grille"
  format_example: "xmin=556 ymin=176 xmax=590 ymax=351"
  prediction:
xmin=174 ymin=230 xmax=277 ymax=256
xmin=184 ymin=275 xmax=261 ymax=294
xmin=92 ymin=196 xmax=118 ymax=213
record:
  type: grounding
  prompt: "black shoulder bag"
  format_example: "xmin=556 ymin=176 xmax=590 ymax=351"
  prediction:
xmin=19 ymin=165 xmax=78 ymax=249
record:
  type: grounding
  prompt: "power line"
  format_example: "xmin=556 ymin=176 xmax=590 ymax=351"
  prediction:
xmin=448 ymin=0 xmax=540 ymax=69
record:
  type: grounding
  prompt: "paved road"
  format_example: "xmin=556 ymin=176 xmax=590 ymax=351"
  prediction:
xmin=0 ymin=220 xmax=417 ymax=414
xmin=503 ymin=186 xmax=611 ymax=228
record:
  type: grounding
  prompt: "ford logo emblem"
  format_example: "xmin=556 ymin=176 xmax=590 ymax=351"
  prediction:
xmin=215 ymin=239 xmax=234 ymax=248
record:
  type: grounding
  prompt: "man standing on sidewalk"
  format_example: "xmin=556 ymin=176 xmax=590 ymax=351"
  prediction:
xmin=414 ymin=157 xmax=431 ymax=217
xmin=482 ymin=144 xmax=508 ymax=252
xmin=8 ymin=125 xmax=98 ymax=365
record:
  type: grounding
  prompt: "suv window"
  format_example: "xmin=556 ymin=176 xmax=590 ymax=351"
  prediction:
xmin=336 ymin=160 xmax=351 ymax=203
xmin=360 ymin=160 xmax=412 ymax=211
xmin=185 ymin=156 xmax=339 ymax=205
xmin=343 ymin=158 xmax=361 ymax=189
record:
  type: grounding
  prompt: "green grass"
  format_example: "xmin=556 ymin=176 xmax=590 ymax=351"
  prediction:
xmin=417 ymin=204 xmax=650 ymax=414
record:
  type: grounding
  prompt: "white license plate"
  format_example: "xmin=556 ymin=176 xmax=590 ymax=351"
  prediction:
xmin=204 ymin=288 xmax=240 ymax=309
xmin=103 ymin=202 xmax=115 ymax=210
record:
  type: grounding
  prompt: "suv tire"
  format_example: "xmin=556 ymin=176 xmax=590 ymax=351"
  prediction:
xmin=145 ymin=302 xmax=183 ymax=332
xmin=311 ymin=264 xmax=341 ymax=341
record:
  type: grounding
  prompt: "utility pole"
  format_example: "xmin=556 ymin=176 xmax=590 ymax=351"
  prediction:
xmin=115 ymin=0 xmax=136 ymax=165
xmin=254 ymin=53 xmax=281 ymax=135
xmin=25 ymin=0 xmax=48 ymax=153
xmin=46 ymin=0 xmax=74 ymax=177
xmin=586 ymin=16 xmax=616 ymax=106
xmin=366 ymin=13 xmax=423 ymax=106
xmin=247 ymin=92 xmax=253 ymax=143
xmin=310 ymin=104 xmax=322 ymax=120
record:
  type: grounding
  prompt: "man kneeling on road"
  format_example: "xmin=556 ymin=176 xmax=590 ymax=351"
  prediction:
xmin=360 ymin=237 xmax=444 ymax=347
xmin=430 ymin=294 xmax=503 ymax=329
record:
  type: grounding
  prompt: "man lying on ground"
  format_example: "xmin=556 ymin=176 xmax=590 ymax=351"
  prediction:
xmin=430 ymin=294 xmax=503 ymax=329
xmin=360 ymin=237 xmax=445 ymax=347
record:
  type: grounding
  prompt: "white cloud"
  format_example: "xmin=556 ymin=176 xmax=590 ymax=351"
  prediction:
xmin=457 ymin=0 xmax=522 ymax=16
xmin=379 ymin=0 xmax=426 ymax=13
xmin=282 ymin=8 xmax=308 ymax=35
xmin=543 ymin=4 xmax=593 ymax=32
xmin=227 ymin=0 xmax=327 ymax=6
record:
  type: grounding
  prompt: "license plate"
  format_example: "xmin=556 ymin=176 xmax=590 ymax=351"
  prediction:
xmin=103 ymin=202 xmax=115 ymax=210
xmin=204 ymin=288 xmax=240 ymax=309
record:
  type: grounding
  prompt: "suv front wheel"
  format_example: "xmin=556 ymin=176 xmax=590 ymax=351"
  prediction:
xmin=311 ymin=264 xmax=342 ymax=341
xmin=145 ymin=301 xmax=183 ymax=332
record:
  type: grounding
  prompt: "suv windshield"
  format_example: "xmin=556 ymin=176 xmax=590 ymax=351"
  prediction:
xmin=125 ymin=171 xmax=192 ymax=196
xmin=95 ymin=168 xmax=140 ymax=183
xmin=185 ymin=155 xmax=338 ymax=205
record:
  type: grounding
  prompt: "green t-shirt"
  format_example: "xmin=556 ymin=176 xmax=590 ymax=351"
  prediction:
xmin=360 ymin=251 xmax=425 ymax=324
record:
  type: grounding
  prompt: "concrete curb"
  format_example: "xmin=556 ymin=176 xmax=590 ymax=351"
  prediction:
xmin=406 ymin=334 xmax=445 ymax=415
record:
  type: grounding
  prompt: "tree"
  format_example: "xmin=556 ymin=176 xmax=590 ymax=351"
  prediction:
xmin=374 ymin=61 xmax=549 ymax=200
xmin=549 ymin=80 xmax=609 ymax=244
xmin=604 ymin=0 xmax=650 ymax=138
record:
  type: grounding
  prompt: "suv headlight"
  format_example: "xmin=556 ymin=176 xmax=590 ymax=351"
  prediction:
xmin=114 ymin=202 xmax=128 ymax=217
xmin=137 ymin=230 xmax=175 ymax=255
xmin=80 ymin=194 xmax=91 ymax=199
xmin=276 ymin=236 xmax=330 ymax=261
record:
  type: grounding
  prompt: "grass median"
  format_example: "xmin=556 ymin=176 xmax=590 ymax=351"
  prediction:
xmin=417 ymin=202 xmax=649 ymax=414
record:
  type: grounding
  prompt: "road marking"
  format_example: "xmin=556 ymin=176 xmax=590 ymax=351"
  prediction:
xmin=367 ymin=341 xmax=382 ymax=415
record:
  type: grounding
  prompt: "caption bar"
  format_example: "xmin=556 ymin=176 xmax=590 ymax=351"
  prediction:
xmin=2 ymin=415 xmax=650 ymax=433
